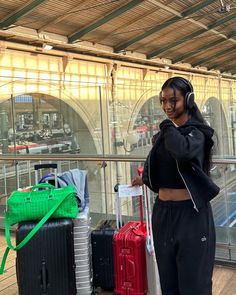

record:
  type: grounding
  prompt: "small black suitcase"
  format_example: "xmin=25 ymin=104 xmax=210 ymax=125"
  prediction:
xmin=16 ymin=218 xmax=76 ymax=295
xmin=91 ymin=219 xmax=116 ymax=290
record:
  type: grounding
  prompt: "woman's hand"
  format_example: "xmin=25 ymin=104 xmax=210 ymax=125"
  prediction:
xmin=131 ymin=175 xmax=143 ymax=186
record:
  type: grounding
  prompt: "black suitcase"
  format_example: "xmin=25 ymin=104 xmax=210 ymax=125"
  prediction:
xmin=16 ymin=218 xmax=76 ymax=295
xmin=91 ymin=219 xmax=116 ymax=290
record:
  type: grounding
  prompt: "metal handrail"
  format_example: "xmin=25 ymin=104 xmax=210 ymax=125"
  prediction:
xmin=1 ymin=154 xmax=236 ymax=164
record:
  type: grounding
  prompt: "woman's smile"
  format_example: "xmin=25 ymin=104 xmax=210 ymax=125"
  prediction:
xmin=161 ymin=87 xmax=189 ymax=125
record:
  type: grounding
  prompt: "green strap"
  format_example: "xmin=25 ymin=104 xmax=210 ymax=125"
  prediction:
xmin=0 ymin=247 xmax=10 ymax=275
xmin=0 ymin=191 xmax=73 ymax=275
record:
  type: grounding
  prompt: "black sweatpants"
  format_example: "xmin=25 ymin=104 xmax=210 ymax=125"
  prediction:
xmin=152 ymin=198 xmax=215 ymax=295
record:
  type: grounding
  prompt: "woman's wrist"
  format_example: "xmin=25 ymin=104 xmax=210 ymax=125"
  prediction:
xmin=131 ymin=175 xmax=143 ymax=186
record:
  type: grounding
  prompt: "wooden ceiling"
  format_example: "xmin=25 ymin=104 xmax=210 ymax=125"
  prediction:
xmin=0 ymin=0 xmax=235 ymax=75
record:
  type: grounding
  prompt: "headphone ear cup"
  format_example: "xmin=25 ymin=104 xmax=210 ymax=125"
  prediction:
xmin=185 ymin=92 xmax=195 ymax=109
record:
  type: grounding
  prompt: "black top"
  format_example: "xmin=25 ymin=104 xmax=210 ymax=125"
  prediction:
xmin=142 ymin=118 xmax=220 ymax=210
xmin=155 ymin=137 xmax=186 ymax=189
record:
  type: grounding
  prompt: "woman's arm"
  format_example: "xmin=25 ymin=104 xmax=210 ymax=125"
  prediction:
xmin=160 ymin=119 xmax=205 ymax=161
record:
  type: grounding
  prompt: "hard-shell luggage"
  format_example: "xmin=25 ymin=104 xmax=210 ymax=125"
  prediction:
xmin=113 ymin=221 xmax=147 ymax=295
xmin=74 ymin=206 xmax=92 ymax=295
xmin=16 ymin=218 xmax=76 ymax=295
xmin=15 ymin=163 xmax=77 ymax=295
xmin=91 ymin=219 xmax=117 ymax=290
xmin=91 ymin=185 xmax=124 ymax=292
xmin=39 ymin=165 xmax=92 ymax=294
xmin=113 ymin=186 xmax=147 ymax=295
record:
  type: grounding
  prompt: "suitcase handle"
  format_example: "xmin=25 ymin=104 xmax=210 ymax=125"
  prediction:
xmin=114 ymin=184 xmax=144 ymax=229
xmin=131 ymin=223 xmax=146 ymax=236
xmin=127 ymin=259 xmax=135 ymax=279
xmin=41 ymin=261 xmax=48 ymax=293
xmin=34 ymin=164 xmax=58 ymax=188
xmin=34 ymin=163 xmax=57 ymax=170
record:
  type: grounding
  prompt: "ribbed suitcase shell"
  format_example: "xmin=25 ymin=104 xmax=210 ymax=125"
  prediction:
xmin=73 ymin=206 xmax=92 ymax=295
xmin=91 ymin=219 xmax=116 ymax=290
xmin=113 ymin=221 xmax=147 ymax=295
xmin=16 ymin=218 xmax=76 ymax=295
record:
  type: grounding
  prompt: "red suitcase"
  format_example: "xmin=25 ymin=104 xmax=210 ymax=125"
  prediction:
xmin=113 ymin=190 xmax=147 ymax=295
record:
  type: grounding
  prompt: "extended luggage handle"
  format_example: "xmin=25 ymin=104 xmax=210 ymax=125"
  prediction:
xmin=114 ymin=182 xmax=144 ymax=230
xmin=114 ymin=184 xmax=122 ymax=230
xmin=34 ymin=163 xmax=57 ymax=170
xmin=143 ymin=185 xmax=155 ymax=254
xmin=137 ymin=167 xmax=144 ymax=226
xmin=137 ymin=165 xmax=155 ymax=254
xmin=34 ymin=163 xmax=58 ymax=188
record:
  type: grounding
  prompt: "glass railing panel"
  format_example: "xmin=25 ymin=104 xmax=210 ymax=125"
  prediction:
xmin=227 ymin=162 xmax=236 ymax=260
xmin=210 ymin=161 xmax=236 ymax=261
xmin=1 ymin=157 xmax=236 ymax=264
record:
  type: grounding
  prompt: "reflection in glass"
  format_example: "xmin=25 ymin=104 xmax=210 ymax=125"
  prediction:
xmin=0 ymin=93 xmax=100 ymax=155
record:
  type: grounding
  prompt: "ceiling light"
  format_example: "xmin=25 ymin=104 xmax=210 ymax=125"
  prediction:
xmin=42 ymin=43 xmax=53 ymax=50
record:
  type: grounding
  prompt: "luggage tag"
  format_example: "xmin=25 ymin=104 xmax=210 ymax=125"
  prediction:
xmin=118 ymin=184 xmax=143 ymax=198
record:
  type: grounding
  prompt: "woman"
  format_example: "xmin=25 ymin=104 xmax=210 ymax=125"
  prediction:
xmin=132 ymin=77 xmax=219 ymax=295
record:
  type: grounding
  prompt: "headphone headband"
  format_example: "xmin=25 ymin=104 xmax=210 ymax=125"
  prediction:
xmin=174 ymin=77 xmax=193 ymax=92
xmin=160 ymin=76 xmax=195 ymax=110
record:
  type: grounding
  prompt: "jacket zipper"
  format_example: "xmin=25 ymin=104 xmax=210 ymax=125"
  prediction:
xmin=175 ymin=160 xmax=199 ymax=212
xmin=147 ymin=133 xmax=161 ymax=191
xmin=148 ymin=153 xmax=153 ymax=190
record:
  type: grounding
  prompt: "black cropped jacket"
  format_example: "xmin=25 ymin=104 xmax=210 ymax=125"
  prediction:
xmin=142 ymin=118 xmax=220 ymax=211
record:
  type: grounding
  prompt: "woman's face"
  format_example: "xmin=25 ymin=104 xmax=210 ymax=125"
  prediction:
xmin=160 ymin=87 xmax=189 ymax=125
